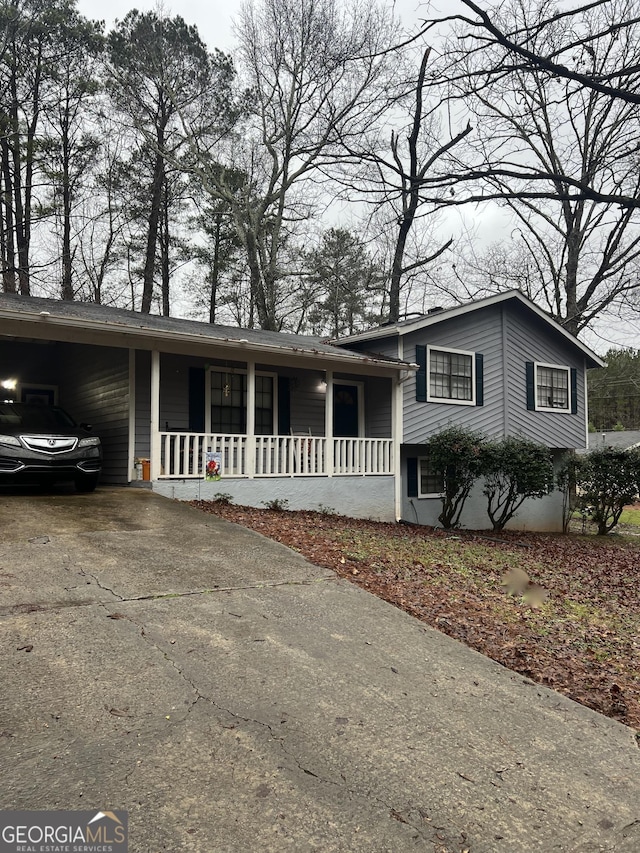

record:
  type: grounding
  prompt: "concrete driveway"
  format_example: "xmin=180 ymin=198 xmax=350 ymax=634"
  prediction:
xmin=1 ymin=486 xmax=639 ymax=852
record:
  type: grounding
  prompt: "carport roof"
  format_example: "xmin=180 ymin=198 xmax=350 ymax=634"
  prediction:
xmin=0 ymin=292 xmax=413 ymax=373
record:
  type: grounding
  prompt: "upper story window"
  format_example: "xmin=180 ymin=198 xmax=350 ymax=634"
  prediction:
xmin=427 ymin=346 xmax=475 ymax=405
xmin=536 ymin=363 xmax=569 ymax=411
xmin=526 ymin=361 xmax=577 ymax=414
xmin=415 ymin=344 xmax=483 ymax=407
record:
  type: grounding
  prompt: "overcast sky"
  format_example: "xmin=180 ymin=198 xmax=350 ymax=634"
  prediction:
xmin=75 ymin=0 xmax=427 ymax=54
xmin=76 ymin=0 xmax=237 ymax=50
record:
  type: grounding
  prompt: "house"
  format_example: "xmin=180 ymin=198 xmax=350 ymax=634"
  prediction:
xmin=0 ymin=289 xmax=604 ymax=532
xmin=586 ymin=430 xmax=640 ymax=452
xmin=334 ymin=290 xmax=604 ymax=532
xmin=0 ymin=292 xmax=413 ymax=522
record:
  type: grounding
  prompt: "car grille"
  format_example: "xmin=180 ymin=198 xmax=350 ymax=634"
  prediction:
xmin=20 ymin=435 xmax=78 ymax=454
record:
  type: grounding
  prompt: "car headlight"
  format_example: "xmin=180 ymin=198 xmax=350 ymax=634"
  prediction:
xmin=78 ymin=437 xmax=101 ymax=447
xmin=0 ymin=434 xmax=21 ymax=447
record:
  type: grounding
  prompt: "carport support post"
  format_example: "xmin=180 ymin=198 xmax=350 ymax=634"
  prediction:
xmin=150 ymin=349 xmax=161 ymax=480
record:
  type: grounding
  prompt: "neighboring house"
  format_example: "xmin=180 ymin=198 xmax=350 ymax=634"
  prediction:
xmin=586 ymin=430 xmax=640 ymax=452
xmin=334 ymin=290 xmax=604 ymax=532
xmin=0 ymin=293 xmax=414 ymax=522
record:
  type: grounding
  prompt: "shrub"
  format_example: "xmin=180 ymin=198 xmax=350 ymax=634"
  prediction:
xmin=425 ymin=426 xmax=485 ymax=529
xmin=262 ymin=497 xmax=289 ymax=511
xmin=482 ymin=437 xmax=554 ymax=532
xmin=576 ymin=446 xmax=640 ymax=535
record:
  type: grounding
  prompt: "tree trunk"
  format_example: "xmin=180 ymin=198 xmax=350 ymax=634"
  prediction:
xmin=0 ymin=137 xmax=17 ymax=294
xmin=141 ymin=149 xmax=165 ymax=314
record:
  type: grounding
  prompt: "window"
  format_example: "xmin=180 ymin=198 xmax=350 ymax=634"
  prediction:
xmin=209 ymin=370 xmax=276 ymax=434
xmin=527 ymin=362 xmax=576 ymax=413
xmin=418 ymin=456 xmax=444 ymax=497
xmin=211 ymin=372 xmax=246 ymax=434
xmin=427 ymin=346 xmax=475 ymax=405
xmin=536 ymin=364 xmax=569 ymax=411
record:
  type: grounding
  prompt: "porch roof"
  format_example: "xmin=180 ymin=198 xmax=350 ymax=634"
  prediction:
xmin=0 ymin=293 xmax=414 ymax=375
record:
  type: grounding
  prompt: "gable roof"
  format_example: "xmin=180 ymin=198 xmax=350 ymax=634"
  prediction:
xmin=332 ymin=290 xmax=604 ymax=368
xmin=0 ymin=292 xmax=411 ymax=374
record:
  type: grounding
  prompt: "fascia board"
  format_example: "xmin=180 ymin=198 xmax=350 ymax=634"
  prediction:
xmin=0 ymin=307 xmax=412 ymax=376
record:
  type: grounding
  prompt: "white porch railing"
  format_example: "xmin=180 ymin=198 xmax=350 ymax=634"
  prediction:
xmin=158 ymin=433 xmax=393 ymax=479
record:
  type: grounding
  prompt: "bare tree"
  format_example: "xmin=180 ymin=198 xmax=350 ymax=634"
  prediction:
xmin=418 ymin=0 xmax=640 ymax=209
xmin=419 ymin=0 xmax=640 ymax=335
xmin=175 ymin=0 xmax=398 ymax=330
xmin=448 ymin=0 xmax=640 ymax=105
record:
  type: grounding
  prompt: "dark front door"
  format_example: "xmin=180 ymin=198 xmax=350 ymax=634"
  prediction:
xmin=333 ymin=384 xmax=359 ymax=437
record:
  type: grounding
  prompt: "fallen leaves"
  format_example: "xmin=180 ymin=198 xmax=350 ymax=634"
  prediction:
xmin=190 ymin=501 xmax=640 ymax=730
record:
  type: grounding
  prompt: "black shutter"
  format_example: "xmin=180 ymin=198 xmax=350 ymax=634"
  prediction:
xmin=278 ymin=376 xmax=291 ymax=435
xmin=407 ymin=457 xmax=418 ymax=497
xmin=188 ymin=367 xmax=205 ymax=432
xmin=475 ymin=353 xmax=484 ymax=406
xmin=416 ymin=345 xmax=427 ymax=402
xmin=525 ymin=362 xmax=535 ymax=411
xmin=570 ymin=368 xmax=578 ymax=415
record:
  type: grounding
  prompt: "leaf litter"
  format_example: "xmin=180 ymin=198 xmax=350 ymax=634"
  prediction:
xmin=190 ymin=501 xmax=640 ymax=730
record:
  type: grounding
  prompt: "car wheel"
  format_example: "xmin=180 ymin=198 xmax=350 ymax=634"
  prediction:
xmin=75 ymin=474 xmax=99 ymax=493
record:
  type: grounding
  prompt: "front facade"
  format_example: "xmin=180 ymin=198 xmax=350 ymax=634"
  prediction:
xmin=336 ymin=291 xmax=604 ymax=532
xmin=0 ymin=293 xmax=411 ymax=521
xmin=1 ymin=290 xmax=603 ymax=532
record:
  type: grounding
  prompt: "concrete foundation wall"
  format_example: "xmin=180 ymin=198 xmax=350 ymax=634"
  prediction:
xmin=402 ymin=479 xmax=564 ymax=533
xmin=154 ymin=475 xmax=396 ymax=522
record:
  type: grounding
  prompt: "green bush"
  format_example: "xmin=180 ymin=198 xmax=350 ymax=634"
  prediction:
xmin=482 ymin=437 xmax=554 ymax=532
xmin=426 ymin=426 xmax=485 ymax=529
xmin=576 ymin=447 xmax=640 ymax=535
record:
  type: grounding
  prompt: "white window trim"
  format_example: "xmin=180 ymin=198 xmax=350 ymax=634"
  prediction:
xmin=205 ymin=367 xmax=278 ymax=434
xmin=426 ymin=345 xmax=476 ymax=406
xmin=417 ymin=456 xmax=445 ymax=499
xmin=534 ymin=361 xmax=571 ymax=413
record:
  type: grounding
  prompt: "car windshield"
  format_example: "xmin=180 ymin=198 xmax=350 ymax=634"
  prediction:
xmin=0 ymin=403 xmax=78 ymax=432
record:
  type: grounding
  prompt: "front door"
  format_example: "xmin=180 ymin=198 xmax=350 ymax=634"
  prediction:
xmin=333 ymin=384 xmax=359 ymax=437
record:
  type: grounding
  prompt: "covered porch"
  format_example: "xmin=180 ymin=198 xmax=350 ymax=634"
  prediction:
xmin=137 ymin=349 xmax=405 ymax=518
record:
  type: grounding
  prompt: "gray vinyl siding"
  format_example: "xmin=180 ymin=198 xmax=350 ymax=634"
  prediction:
xmin=504 ymin=305 xmax=587 ymax=450
xmin=365 ymin=376 xmax=392 ymax=437
xmin=159 ymin=353 xmax=204 ymax=431
xmin=388 ymin=302 xmax=588 ymax=450
xmin=288 ymin=368 xmax=326 ymax=435
xmin=57 ymin=343 xmax=129 ymax=484
xmin=403 ymin=306 xmax=506 ymax=444
xmin=135 ymin=351 xmax=151 ymax=460
xmin=0 ymin=340 xmax=60 ymax=389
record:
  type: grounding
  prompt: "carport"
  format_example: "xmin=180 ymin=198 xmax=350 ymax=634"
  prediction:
xmin=0 ymin=293 xmax=410 ymax=521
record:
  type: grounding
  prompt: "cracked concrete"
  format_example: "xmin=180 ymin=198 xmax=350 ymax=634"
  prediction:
xmin=1 ymin=485 xmax=639 ymax=852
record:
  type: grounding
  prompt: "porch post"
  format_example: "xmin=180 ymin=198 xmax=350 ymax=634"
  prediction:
xmin=246 ymin=360 xmax=256 ymax=478
xmin=392 ymin=372 xmax=404 ymax=521
xmin=150 ymin=349 xmax=161 ymax=480
xmin=325 ymin=369 xmax=333 ymax=477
